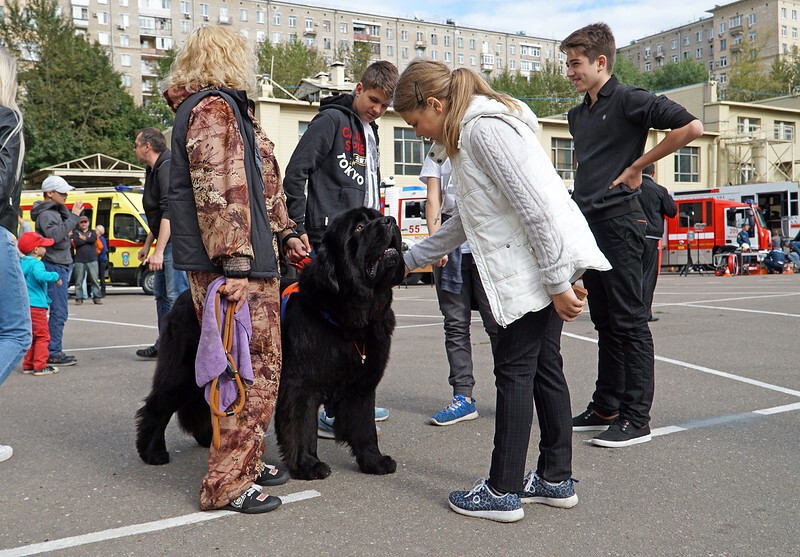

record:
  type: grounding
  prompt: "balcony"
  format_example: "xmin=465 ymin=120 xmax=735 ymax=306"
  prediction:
xmin=304 ymin=26 xmax=316 ymax=35
xmin=730 ymin=42 xmax=741 ymax=52
xmin=218 ymin=16 xmax=231 ymax=25
xmin=414 ymin=40 xmax=427 ymax=49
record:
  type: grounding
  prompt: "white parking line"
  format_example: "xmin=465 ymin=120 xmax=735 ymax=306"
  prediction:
xmin=68 ymin=317 xmax=158 ymax=329
xmin=0 ymin=490 xmax=321 ymax=557
xmin=673 ymin=303 xmax=800 ymax=318
xmin=67 ymin=344 xmax=153 ymax=352
xmin=562 ymin=332 xmax=800 ymax=398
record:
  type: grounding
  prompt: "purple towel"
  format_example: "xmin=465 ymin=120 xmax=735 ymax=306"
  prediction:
xmin=195 ymin=276 xmax=254 ymax=411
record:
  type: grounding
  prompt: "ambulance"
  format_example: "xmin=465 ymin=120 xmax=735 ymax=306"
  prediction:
xmin=381 ymin=183 xmax=433 ymax=283
xmin=20 ymin=186 xmax=155 ymax=294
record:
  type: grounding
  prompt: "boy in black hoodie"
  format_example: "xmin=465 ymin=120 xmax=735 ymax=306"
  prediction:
xmin=283 ymin=60 xmax=398 ymax=258
xmin=283 ymin=60 xmax=398 ymax=436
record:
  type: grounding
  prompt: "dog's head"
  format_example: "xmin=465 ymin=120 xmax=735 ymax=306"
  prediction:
xmin=314 ymin=207 xmax=404 ymax=294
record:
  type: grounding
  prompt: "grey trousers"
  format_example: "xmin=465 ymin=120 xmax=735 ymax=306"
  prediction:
xmin=433 ymin=252 xmax=498 ymax=399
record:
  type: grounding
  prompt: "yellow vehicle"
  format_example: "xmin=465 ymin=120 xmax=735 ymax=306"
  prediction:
xmin=21 ymin=185 xmax=155 ymax=294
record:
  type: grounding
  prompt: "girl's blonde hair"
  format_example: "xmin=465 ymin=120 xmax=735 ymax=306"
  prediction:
xmin=165 ymin=26 xmax=258 ymax=95
xmin=393 ymin=59 xmax=519 ymax=156
xmin=0 ymin=47 xmax=25 ymax=182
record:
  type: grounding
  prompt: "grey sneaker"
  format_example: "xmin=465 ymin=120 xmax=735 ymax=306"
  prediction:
xmin=519 ymin=470 xmax=578 ymax=508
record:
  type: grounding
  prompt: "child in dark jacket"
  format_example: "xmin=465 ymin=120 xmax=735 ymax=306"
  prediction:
xmin=19 ymin=232 xmax=62 ymax=376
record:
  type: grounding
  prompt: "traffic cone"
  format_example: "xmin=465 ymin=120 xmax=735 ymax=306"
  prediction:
xmin=724 ymin=267 xmax=731 ymax=276
xmin=784 ymin=266 xmax=793 ymax=274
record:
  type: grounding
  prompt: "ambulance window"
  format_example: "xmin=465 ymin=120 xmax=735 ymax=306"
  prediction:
xmin=114 ymin=214 xmax=141 ymax=242
xmin=404 ymin=200 xmax=426 ymax=219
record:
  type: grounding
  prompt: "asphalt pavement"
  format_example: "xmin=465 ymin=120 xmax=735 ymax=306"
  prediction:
xmin=1 ymin=274 xmax=799 ymax=556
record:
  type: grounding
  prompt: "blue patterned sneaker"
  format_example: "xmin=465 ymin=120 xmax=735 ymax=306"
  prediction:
xmin=318 ymin=408 xmax=380 ymax=439
xmin=448 ymin=478 xmax=524 ymax=523
xmin=519 ymin=470 xmax=578 ymax=508
xmin=430 ymin=395 xmax=478 ymax=426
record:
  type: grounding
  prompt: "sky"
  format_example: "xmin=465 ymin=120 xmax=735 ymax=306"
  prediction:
xmin=309 ymin=0 xmax=729 ymax=46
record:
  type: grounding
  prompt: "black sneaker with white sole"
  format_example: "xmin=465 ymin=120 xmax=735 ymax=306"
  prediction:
xmin=255 ymin=464 xmax=290 ymax=487
xmin=572 ymin=408 xmax=618 ymax=432
xmin=591 ymin=419 xmax=651 ymax=448
xmin=221 ymin=485 xmax=282 ymax=514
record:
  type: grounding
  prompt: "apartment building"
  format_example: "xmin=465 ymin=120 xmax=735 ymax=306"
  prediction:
xmin=0 ymin=0 xmax=566 ymax=104
xmin=620 ymin=0 xmax=800 ymax=88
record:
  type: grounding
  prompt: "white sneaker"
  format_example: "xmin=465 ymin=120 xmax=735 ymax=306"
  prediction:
xmin=0 ymin=445 xmax=13 ymax=462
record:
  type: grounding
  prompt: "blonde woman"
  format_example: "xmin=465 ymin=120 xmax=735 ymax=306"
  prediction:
xmin=0 ymin=47 xmax=31 ymax=462
xmin=165 ymin=26 xmax=304 ymax=514
xmin=395 ymin=59 xmax=611 ymax=522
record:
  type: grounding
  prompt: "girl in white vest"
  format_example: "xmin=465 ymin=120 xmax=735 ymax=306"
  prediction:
xmin=395 ymin=59 xmax=611 ymax=523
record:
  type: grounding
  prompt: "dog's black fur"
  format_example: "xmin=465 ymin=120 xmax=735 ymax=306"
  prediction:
xmin=135 ymin=207 xmax=404 ymax=480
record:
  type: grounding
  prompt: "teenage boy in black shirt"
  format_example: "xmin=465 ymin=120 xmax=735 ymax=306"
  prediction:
xmin=561 ymin=22 xmax=704 ymax=447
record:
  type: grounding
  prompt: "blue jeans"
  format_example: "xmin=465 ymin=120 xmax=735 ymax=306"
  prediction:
xmin=152 ymin=242 xmax=189 ymax=347
xmin=44 ymin=261 xmax=72 ymax=357
xmin=0 ymin=228 xmax=32 ymax=385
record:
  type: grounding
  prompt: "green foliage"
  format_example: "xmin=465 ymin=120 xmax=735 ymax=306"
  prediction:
xmin=0 ymin=0 xmax=159 ymax=171
xmin=613 ymin=57 xmax=653 ymax=88
xmin=489 ymin=65 xmax=580 ymax=118
xmin=334 ymin=42 xmax=375 ymax=82
xmin=257 ymin=40 xmax=328 ymax=99
xmin=726 ymin=55 xmax=784 ymax=101
xmin=650 ymin=59 xmax=708 ymax=91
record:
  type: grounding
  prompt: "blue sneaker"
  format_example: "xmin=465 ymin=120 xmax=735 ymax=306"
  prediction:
xmin=519 ymin=470 xmax=579 ymax=508
xmin=374 ymin=407 xmax=389 ymax=422
xmin=430 ymin=395 xmax=478 ymax=426
xmin=317 ymin=408 xmax=381 ymax=439
xmin=448 ymin=478 xmax=524 ymax=523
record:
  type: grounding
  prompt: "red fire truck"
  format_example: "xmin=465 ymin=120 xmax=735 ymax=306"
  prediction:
xmin=381 ymin=183 xmax=432 ymax=283
xmin=662 ymin=197 xmax=771 ymax=269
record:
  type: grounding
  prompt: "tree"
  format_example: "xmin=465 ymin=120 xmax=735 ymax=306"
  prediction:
xmin=257 ymin=40 xmax=328 ymax=99
xmin=0 ymin=0 xmax=159 ymax=170
xmin=334 ymin=42 xmax=375 ymax=82
xmin=650 ymin=59 xmax=708 ymax=91
xmin=489 ymin=66 xmax=579 ymax=118
xmin=613 ymin=57 xmax=652 ymax=88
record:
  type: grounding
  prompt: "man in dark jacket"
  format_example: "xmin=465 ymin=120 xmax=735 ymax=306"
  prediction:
xmin=283 ymin=60 xmax=398 ymax=256
xmin=640 ymin=165 xmax=677 ymax=322
xmin=134 ymin=127 xmax=189 ymax=359
xmin=282 ymin=61 xmax=398 ymax=435
xmin=72 ymin=215 xmax=102 ymax=304
xmin=30 ymin=176 xmax=84 ymax=366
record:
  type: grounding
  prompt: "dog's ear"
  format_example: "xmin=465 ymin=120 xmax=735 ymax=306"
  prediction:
xmin=314 ymin=245 xmax=340 ymax=294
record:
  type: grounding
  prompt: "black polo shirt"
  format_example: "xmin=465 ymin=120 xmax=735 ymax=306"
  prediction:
xmin=568 ymin=75 xmax=696 ymax=223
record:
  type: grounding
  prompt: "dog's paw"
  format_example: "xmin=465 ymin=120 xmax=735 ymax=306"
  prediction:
xmin=139 ymin=450 xmax=170 ymax=465
xmin=291 ymin=461 xmax=332 ymax=481
xmin=359 ymin=454 xmax=396 ymax=475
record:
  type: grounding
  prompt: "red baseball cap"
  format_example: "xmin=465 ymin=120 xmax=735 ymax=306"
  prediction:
xmin=18 ymin=231 xmax=54 ymax=254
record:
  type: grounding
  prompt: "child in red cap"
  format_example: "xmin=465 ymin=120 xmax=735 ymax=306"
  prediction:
xmin=18 ymin=232 xmax=62 ymax=376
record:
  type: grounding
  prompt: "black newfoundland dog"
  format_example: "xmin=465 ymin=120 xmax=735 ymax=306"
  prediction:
xmin=135 ymin=207 xmax=405 ymax=480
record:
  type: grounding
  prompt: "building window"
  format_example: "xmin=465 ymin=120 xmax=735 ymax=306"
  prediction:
xmin=671 ymin=39 xmax=678 ymax=50
xmin=509 ymin=59 xmax=516 ymax=70
xmin=256 ymin=11 xmax=265 ymax=24
xmin=416 ymin=31 xmax=423 ymax=42
xmin=272 ymin=13 xmax=280 ymax=25
xmin=272 ymin=32 xmax=281 ymax=43
xmin=737 ymin=117 xmax=760 ymax=134
xmin=431 ymin=50 xmax=437 ymax=60
xmin=782 ymin=25 xmax=788 ymax=37
xmin=749 ymin=31 xmax=757 ymax=42
xmin=730 ymin=15 xmax=741 ymax=27
xmin=98 ymin=32 xmax=110 ymax=45
xmin=457 ymin=37 xmax=463 ymax=48
xmin=394 ymin=128 xmax=426 ymax=176
xmin=457 ymin=53 xmax=464 ymax=64
xmin=444 ymin=35 xmax=450 ymax=47
xmin=179 ymin=0 xmax=188 ymax=14
xmin=719 ymin=56 xmax=727 ymax=67
xmin=696 ymin=31 xmax=702 ymax=42
xmin=288 ymin=15 xmax=296 ymax=28
xmin=782 ymin=7 xmax=788 ymax=18
xmin=120 ymin=34 xmax=130 ymax=46
xmin=748 ymin=13 xmax=756 ymax=26
xmin=720 ymin=38 xmax=727 ymax=51
xmin=644 ymin=47 xmax=651 ymax=58
xmin=240 ymin=9 xmax=247 ymax=21
xmin=774 ymin=121 xmax=795 ymax=140
xmin=719 ymin=22 xmax=726 ymax=34
xmin=674 ymin=147 xmax=699 ymax=182
xmin=645 ymin=61 xmax=651 ymax=71
xmin=340 ymin=22 xmax=347 ymax=34
xmin=496 ymin=41 xmax=502 ymax=53
xmin=719 ymin=72 xmax=727 ymax=84
xmin=386 ymin=45 xmax=393 ymax=56
xmin=305 ymin=17 xmax=313 ymax=30
xmin=672 ymin=55 xmax=679 ymax=63
xmin=120 ymin=53 xmax=131 ymax=66
xmin=509 ymin=44 xmax=515 ymax=55
xmin=401 ymin=47 xmax=408 ymax=59
xmin=551 ymin=138 xmax=576 ymax=180
xmin=256 ymin=30 xmax=266 ymax=42
xmin=444 ymin=51 xmax=451 ymax=62
xmin=469 ymin=39 xmax=476 ymax=50
xmin=696 ymin=47 xmax=703 ymax=58
xmin=430 ymin=33 xmax=437 ymax=45
xmin=323 ymin=37 xmax=331 ymax=49
xmin=97 ymin=11 xmax=109 ymax=24
xmin=121 ymin=74 xmax=132 ymax=87
xmin=683 ymin=36 xmax=690 ymax=46
xmin=289 ymin=33 xmax=297 ymax=44
xmin=401 ymin=30 xmax=408 ymax=41
xmin=322 ymin=19 xmax=330 ymax=32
